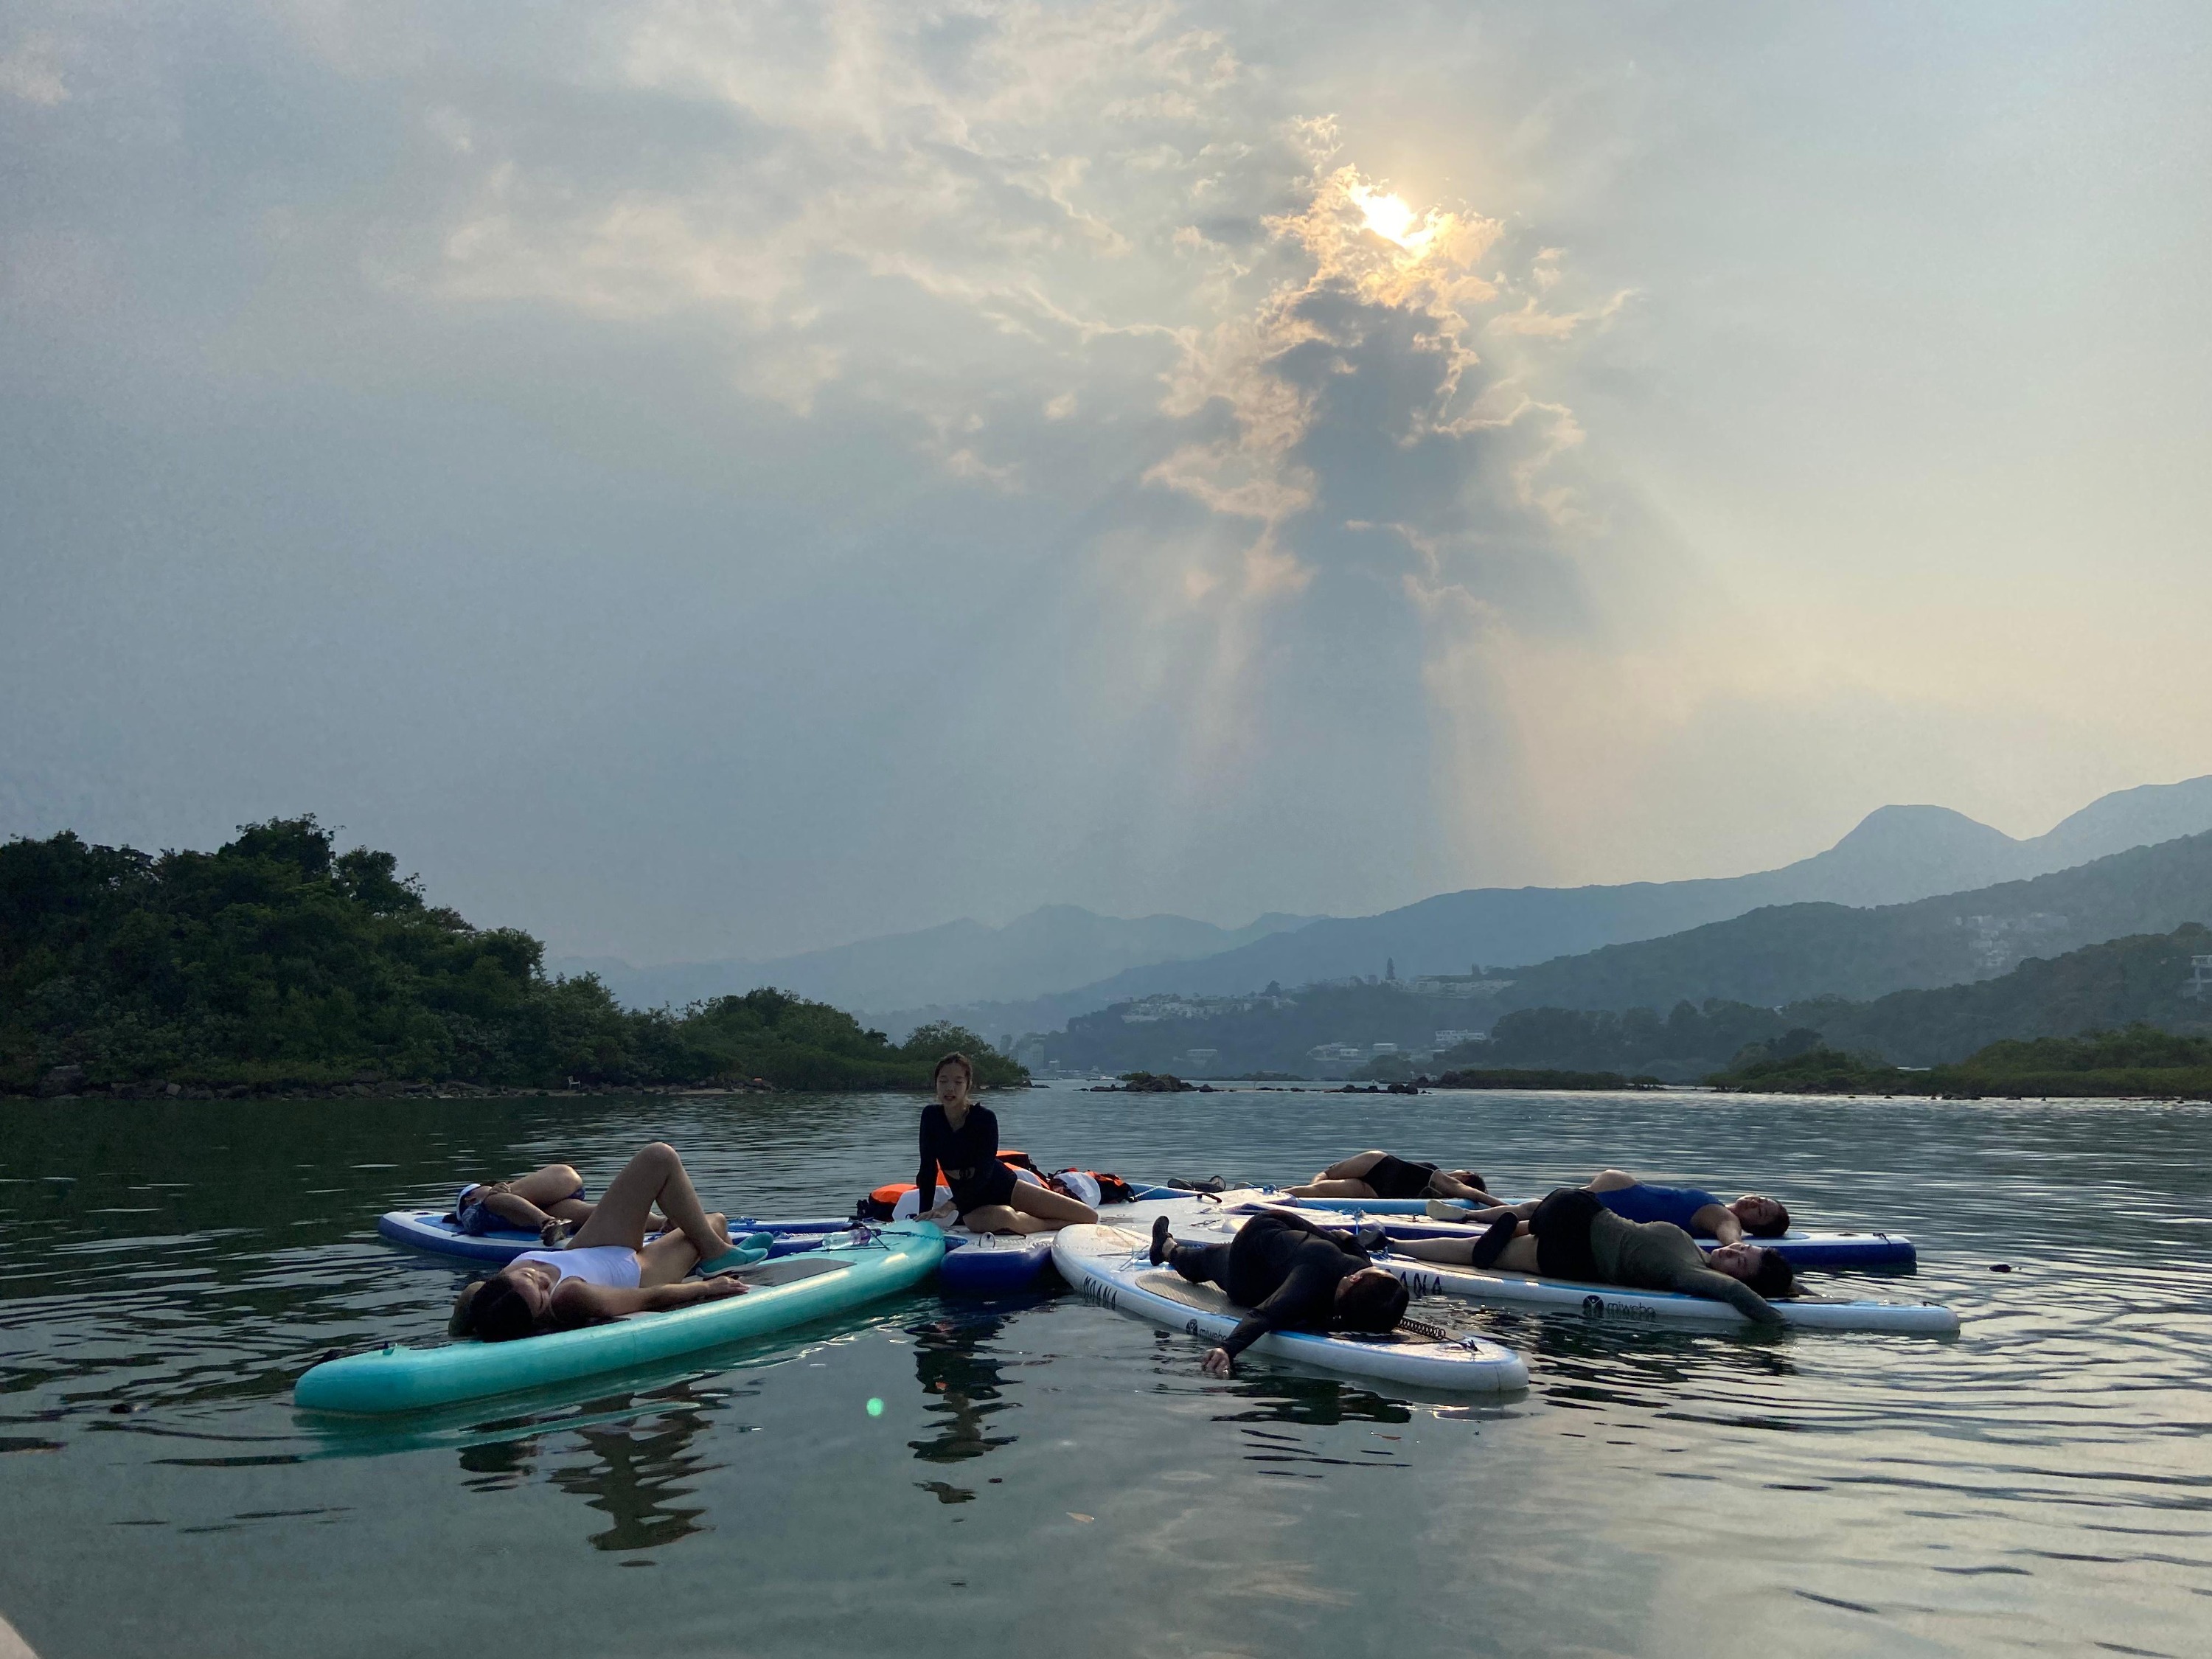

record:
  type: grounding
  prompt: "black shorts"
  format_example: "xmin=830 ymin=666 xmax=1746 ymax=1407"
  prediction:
xmin=1529 ymin=1188 xmax=1605 ymax=1281
xmin=950 ymin=1160 xmax=1019 ymax=1217
xmin=1363 ymin=1155 xmax=1440 ymax=1200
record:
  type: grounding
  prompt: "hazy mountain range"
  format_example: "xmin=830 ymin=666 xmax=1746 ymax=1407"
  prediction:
xmin=1482 ymin=829 xmax=2212 ymax=1018
xmin=557 ymin=905 xmax=1315 ymax=1016
xmin=562 ymin=774 xmax=2212 ymax=1035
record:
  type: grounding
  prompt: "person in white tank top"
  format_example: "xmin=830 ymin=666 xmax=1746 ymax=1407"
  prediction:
xmin=509 ymin=1245 xmax=643 ymax=1290
xmin=451 ymin=1144 xmax=748 ymax=1343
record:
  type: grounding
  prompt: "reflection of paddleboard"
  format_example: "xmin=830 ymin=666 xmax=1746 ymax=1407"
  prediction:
xmin=298 ymin=1222 xmax=945 ymax=1414
xmin=375 ymin=1210 xmax=848 ymax=1266
xmin=1376 ymin=1256 xmax=1959 ymax=1333
xmin=1051 ymin=1221 xmax=1528 ymax=1392
xmin=1212 ymin=1190 xmax=1918 ymax=1270
xmin=936 ymin=1194 xmax=1214 ymax=1293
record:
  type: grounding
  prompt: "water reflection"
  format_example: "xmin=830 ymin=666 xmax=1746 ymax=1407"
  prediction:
xmin=1211 ymin=1373 xmax=1412 ymax=1430
xmin=546 ymin=1387 xmax=717 ymax=1553
xmin=905 ymin=1306 xmax=1028 ymax=1500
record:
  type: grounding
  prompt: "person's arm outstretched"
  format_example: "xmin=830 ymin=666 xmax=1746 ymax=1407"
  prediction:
xmin=1674 ymin=1267 xmax=1782 ymax=1326
xmin=1203 ymin=1262 xmax=1340 ymax=1375
xmin=1689 ymin=1203 xmax=1745 ymax=1245
xmin=552 ymin=1276 xmax=748 ymax=1326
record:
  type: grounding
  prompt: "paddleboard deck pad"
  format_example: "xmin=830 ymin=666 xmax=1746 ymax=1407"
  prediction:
xmin=1213 ymin=1191 xmax=1916 ymax=1270
xmin=299 ymin=1222 xmax=945 ymax=1414
xmin=1052 ymin=1222 xmax=1527 ymax=1392
xmin=1375 ymin=1256 xmax=1958 ymax=1333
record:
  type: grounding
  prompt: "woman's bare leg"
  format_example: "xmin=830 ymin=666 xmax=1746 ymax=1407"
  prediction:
xmin=507 ymin=1165 xmax=586 ymax=1207
xmin=637 ymin=1213 xmax=729 ymax=1287
xmin=1287 ymin=1178 xmax=1381 ymax=1199
xmin=959 ymin=1183 xmax=1099 ymax=1236
xmin=1585 ymin=1169 xmax=1638 ymax=1192
xmin=568 ymin=1144 xmax=729 ymax=1256
xmin=1394 ymin=1231 xmax=1539 ymax=1273
xmin=1312 ymin=1152 xmax=1387 ymax=1183
xmin=483 ymin=1192 xmax=557 ymax=1231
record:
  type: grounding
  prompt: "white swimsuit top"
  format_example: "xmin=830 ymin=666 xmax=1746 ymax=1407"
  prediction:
xmin=514 ymin=1245 xmax=641 ymax=1290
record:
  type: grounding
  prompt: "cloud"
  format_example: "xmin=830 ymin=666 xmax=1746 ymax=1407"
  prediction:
xmin=13 ymin=1 xmax=2197 ymax=962
xmin=0 ymin=32 xmax=69 ymax=105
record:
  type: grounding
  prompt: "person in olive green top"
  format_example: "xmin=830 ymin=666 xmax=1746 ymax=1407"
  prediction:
xmin=1391 ymin=1187 xmax=1792 ymax=1324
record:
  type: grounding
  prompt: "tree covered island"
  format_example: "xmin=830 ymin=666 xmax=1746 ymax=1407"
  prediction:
xmin=0 ymin=818 xmax=1023 ymax=1097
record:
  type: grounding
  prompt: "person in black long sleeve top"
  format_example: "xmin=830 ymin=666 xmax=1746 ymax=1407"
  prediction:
xmin=1151 ymin=1209 xmax=1410 ymax=1376
xmin=915 ymin=1053 xmax=1097 ymax=1236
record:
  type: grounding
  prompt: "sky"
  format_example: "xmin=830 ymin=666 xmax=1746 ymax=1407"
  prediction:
xmin=4 ymin=1 xmax=2209 ymax=964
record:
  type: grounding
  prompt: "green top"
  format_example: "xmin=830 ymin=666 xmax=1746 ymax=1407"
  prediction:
xmin=1587 ymin=1211 xmax=1783 ymax=1324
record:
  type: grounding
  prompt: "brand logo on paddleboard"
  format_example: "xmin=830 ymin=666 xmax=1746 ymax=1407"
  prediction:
xmin=1582 ymin=1294 xmax=1604 ymax=1318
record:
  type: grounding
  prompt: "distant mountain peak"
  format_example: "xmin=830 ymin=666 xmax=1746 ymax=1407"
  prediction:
xmin=1832 ymin=804 xmax=2018 ymax=849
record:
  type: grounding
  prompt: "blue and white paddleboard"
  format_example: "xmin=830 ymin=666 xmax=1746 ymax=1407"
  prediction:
xmin=1052 ymin=1218 xmax=1527 ymax=1392
xmin=1214 ymin=1190 xmax=1918 ymax=1270
xmin=936 ymin=1194 xmax=1214 ymax=1294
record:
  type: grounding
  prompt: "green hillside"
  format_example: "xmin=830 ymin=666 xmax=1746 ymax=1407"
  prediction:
xmin=1449 ymin=925 xmax=2212 ymax=1077
xmin=1711 ymin=1025 xmax=2212 ymax=1100
xmin=1488 ymin=831 xmax=2212 ymax=1015
xmin=0 ymin=820 xmax=1022 ymax=1096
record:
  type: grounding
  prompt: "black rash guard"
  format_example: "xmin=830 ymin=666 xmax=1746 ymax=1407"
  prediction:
xmin=1217 ymin=1211 xmax=1371 ymax=1359
xmin=917 ymin=1102 xmax=1012 ymax=1214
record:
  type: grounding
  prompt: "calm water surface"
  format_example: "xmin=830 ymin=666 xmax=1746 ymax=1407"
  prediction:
xmin=1 ymin=1084 xmax=2208 ymax=1658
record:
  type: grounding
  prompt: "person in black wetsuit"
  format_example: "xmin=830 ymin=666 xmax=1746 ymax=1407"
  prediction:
xmin=1149 ymin=1209 xmax=1411 ymax=1376
xmin=1289 ymin=1151 xmax=1495 ymax=1203
xmin=916 ymin=1052 xmax=1098 ymax=1236
xmin=1392 ymin=1187 xmax=1793 ymax=1324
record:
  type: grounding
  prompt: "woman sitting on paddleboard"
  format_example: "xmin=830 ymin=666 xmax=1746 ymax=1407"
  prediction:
xmin=917 ymin=1052 xmax=1098 ymax=1235
xmin=1393 ymin=1188 xmax=1792 ymax=1324
xmin=1428 ymin=1169 xmax=1790 ymax=1243
xmin=1148 ymin=1209 xmax=1411 ymax=1377
xmin=449 ymin=1143 xmax=747 ymax=1343
xmin=1290 ymin=1152 xmax=1496 ymax=1204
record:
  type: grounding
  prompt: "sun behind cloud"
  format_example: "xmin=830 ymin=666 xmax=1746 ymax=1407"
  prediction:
xmin=1349 ymin=183 xmax=1429 ymax=251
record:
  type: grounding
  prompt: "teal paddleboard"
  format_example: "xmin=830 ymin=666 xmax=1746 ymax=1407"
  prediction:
xmin=296 ymin=1222 xmax=943 ymax=1414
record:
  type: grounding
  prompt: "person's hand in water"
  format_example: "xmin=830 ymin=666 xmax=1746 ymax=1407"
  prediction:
xmin=1201 ymin=1346 xmax=1234 ymax=1378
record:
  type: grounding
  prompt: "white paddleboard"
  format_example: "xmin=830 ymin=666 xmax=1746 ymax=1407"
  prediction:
xmin=1377 ymin=1256 xmax=1959 ymax=1333
xmin=1051 ymin=1221 xmax=1528 ymax=1392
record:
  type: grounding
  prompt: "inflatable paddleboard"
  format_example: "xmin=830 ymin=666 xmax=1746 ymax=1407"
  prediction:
xmin=1374 ymin=1256 xmax=1958 ymax=1333
xmin=1052 ymin=1222 xmax=1528 ymax=1392
xmin=375 ymin=1210 xmax=852 ymax=1267
xmin=936 ymin=1194 xmax=1217 ymax=1293
xmin=298 ymin=1222 xmax=945 ymax=1414
xmin=1215 ymin=1191 xmax=1917 ymax=1270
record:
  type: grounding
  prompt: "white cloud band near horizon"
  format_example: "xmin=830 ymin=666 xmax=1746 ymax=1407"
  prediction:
xmin=3 ymin=0 xmax=2208 ymax=962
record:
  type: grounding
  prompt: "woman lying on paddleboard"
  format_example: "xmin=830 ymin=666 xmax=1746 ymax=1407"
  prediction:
xmin=1149 ymin=1209 xmax=1411 ymax=1376
xmin=449 ymin=1143 xmax=746 ymax=1343
xmin=915 ymin=1052 xmax=1098 ymax=1236
xmin=1290 ymin=1152 xmax=1496 ymax=1204
xmin=1430 ymin=1169 xmax=1789 ymax=1243
xmin=1393 ymin=1188 xmax=1792 ymax=1324
xmin=451 ymin=1163 xmax=668 ymax=1243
